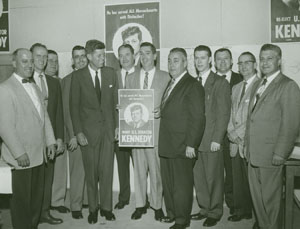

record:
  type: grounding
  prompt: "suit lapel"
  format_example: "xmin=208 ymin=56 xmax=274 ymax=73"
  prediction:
xmin=204 ymin=72 xmax=216 ymax=100
xmin=238 ymin=76 xmax=259 ymax=108
xmin=117 ymin=70 xmax=123 ymax=89
xmin=150 ymin=69 xmax=159 ymax=89
xmin=82 ymin=66 xmax=99 ymax=105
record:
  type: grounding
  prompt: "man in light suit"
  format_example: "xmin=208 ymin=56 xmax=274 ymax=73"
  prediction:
xmin=245 ymin=44 xmax=300 ymax=229
xmin=61 ymin=45 xmax=88 ymax=219
xmin=191 ymin=45 xmax=231 ymax=227
xmin=70 ymin=39 xmax=118 ymax=224
xmin=114 ymin=44 xmax=135 ymax=210
xmin=126 ymin=42 xmax=169 ymax=221
xmin=214 ymin=48 xmax=243 ymax=215
xmin=30 ymin=43 xmax=64 ymax=225
xmin=159 ymin=48 xmax=205 ymax=229
xmin=0 ymin=48 xmax=56 ymax=229
xmin=227 ymin=52 xmax=259 ymax=222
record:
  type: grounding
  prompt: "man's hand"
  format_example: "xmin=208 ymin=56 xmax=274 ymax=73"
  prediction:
xmin=47 ymin=144 xmax=56 ymax=160
xmin=185 ymin=146 xmax=196 ymax=158
xmin=16 ymin=153 xmax=30 ymax=167
xmin=76 ymin=132 xmax=88 ymax=146
xmin=211 ymin=142 xmax=221 ymax=152
xmin=68 ymin=137 xmax=78 ymax=152
xmin=272 ymin=154 xmax=285 ymax=166
xmin=56 ymin=138 xmax=65 ymax=155
xmin=153 ymin=108 xmax=161 ymax=119
xmin=115 ymin=128 xmax=119 ymax=141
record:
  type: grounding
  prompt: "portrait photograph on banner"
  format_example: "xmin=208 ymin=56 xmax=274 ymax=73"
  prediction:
xmin=105 ymin=2 xmax=160 ymax=69
xmin=118 ymin=89 xmax=154 ymax=147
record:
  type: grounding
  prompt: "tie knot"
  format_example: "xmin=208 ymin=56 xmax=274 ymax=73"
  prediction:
xmin=262 ymin=77 xmax=267 ymax=85
xmin=125 ymin=71 xmax=129 ymax=76
xmin=95 ymin=71 xmax=98 ymax=77
xmin=145 ymin=72 xmax=149 ymax=77
xmin=22 ymin=78 xmax=33 ymax=84
xmin=39 ymin=74 xmax=44 ymax=78
xmin=222 ymin=75 xmax=226 ymax=78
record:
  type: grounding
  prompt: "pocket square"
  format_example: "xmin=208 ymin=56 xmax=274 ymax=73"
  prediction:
xmin=109 ymin=84 xmax=113 ymax=88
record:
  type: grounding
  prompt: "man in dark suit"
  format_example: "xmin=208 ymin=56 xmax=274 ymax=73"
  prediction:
xmin=30 ymin=43 xmax=64 ymax=225
xmin=70 ymin=40 xmax=118 ymax=224
xmin=245 ymin=44 xmax=300 ymax=229
xmin=214 ymin=48 xmax=243 ymax=215
xmin=227 ymin=52 xmax=259 ymax=222
xmin=61 ymin=45 xmax=88 ymax=219
xmin=0 ymin=48 xmax=56 ymax=229
xmin=191 ymin=45 xmax=231 ymax=227
xmin=114 ymin=44 xmax=135 ymax=210
xmin=159 ymin=48 xmax=205 ymax=229
xmin=126 ymin=42 xmax=169 ymax=221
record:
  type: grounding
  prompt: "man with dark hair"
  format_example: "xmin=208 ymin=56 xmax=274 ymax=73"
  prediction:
xmin=214 ymin=47 xmax=243 ymax=215
xmin=60 ymin=45 xmax=88 ymax=219
xmin=129 ymin=104 xmax=146 ymax=129
xmin=159 ymin=47 xmax=205 ymax=229
xmin=126 ymin=42 xmax=169 ymax=221
xmin=245 ymin=44 xmax=300 ymax=229
xmin=45 ymin=50 xmax=59 ymax=77
xmin=114 ymin=44 xmax=137 ymax=210
xmin=191 ymin=45 xmax=231 ymax=227
xmin=0 ymin=48 xmax=56 ymax=229
xmin=122 ymin=26 xmax=143 ymax=66
xmin=227 ymin=51 xmax=259 ymax=222
xmin=70 ymin=39 xmax=118 ymax=224
xmin=30 ymin=43 xmax=64 ymax=225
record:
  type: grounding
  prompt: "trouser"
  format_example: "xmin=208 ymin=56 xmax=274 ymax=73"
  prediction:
xmin=223 ymin=136 xmax=234 ymax=210
xmin=41 ymin=160 xmax=54 ymax=215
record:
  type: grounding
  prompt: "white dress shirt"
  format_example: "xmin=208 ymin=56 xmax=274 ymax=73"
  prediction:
xmin=199 ymin=69 xmax=211 ymax=86
xmin=140 ymin=67 xmax=156 ymax=89
xmin=121 ymin=66 xmax=135 ymax=88
xmin=15 ymin=73 xmax=42 ymax=117
xmin=88 ymin=65 xmax=101 ymax=88
xmin=217 ymin=70 xmax=232 ymax=83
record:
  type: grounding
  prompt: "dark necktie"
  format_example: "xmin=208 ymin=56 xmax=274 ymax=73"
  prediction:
xmin=95 ymin=71 xmax=101 ymax=103
xmin=222 ymin=74 xmax=226 ymax=78
xmin=197 ymin=75 xmax=203 ymax=86
xmin=124 ymin=71 xmax=129 ymax=88
xmin=161 ymin=78 xmax=176 ymax=108
xmin=22 ymin=78 xmax=34 ymax=84
xmin=39 ymin=74 xmax=48 ymax=99
xmin=143 ymin=72 xmax=149 ymax=89
xmin=239 ymin=81 xmax=247 ymax=105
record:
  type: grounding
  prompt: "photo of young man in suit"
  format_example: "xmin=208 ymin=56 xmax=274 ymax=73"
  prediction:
xmin=70 ymin=39 xmax=118 ymax=224
xmin=245 ymin=44 xmax=300 ymax=229
xmin=159 ymin=47 xmax=205 ymax=229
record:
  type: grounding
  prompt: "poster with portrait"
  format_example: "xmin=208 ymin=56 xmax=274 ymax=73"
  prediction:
xmin=271 ymin=0 xmax=300 ymax=42
xmin=119 ymin=89 xmax=154 ymax=147
xmin=105 ymin=2 xmax=160 ymax=70
xmin=0 ymin=0 xmax=9 ymax=52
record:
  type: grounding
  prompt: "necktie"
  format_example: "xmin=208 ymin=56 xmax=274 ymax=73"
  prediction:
xmin=222 ymin=74 xmax=226 ymax=78
xmin=95 ymin=71 xmax=101 ymax=103
xmin=252 ymin=78 xmax=267 ymax=111
xmin=124 ymin=71 xmax=129 ymax=88
xmin=22 ymin=78 xmax=34 ymax=84
xmin=239 ymin=81 xmax=247 ymax=105
xmin=161 ymin=78 xmax=176 ymax=108
xmin=197 ymin=75 xmax=203 ymax=86
xmin=143 ymin=71 xmax=149 ymax=89
xmin=39 ymin=74 xmax=48 ymax=106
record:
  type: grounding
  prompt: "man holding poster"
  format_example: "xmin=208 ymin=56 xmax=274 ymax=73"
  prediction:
xmin=126 ymin=42 xmax=169 ymax=221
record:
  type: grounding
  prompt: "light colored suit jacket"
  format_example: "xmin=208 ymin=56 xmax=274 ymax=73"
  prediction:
xmin=227 ymin=75 xmax=259 ymax=157
xmin=245 ymin=73 xmax=300 ymax=167
xmin=0 ymin=75 xmax=56 ymax=169
xmin=126 ymin=68 xmax=170 ymax=146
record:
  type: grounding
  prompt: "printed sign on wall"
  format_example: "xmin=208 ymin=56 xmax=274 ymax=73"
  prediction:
xmin=0 ymin=0 xmax=9 ymax=52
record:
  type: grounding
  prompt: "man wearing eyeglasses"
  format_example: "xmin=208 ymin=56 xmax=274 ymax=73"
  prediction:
xmin=227 ymin=52 xmax=259 ymax=223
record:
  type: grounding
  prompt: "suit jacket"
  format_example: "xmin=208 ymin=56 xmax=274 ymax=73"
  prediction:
xmin=126 ymin=68 xmax=170 ymax=146
xmin=245 ymin=73 xmax=300 ymax=167
xmin=230 ymin=71 xmax=243 ymax=89
xmin=227 ymin=75 xmax=259 ymax=157
xmin=199 ymin=71 xmax=231 ymax=152
xmin=159 ymin=73 xmax=205 ymax=158
xmin=70 ymin=66 xmax=118 ymax=142
xmin=45 ymin=75 xmax=64 ymax=140
xmin=0 ymin=75 xmax=56 ymax=169
xmin=116 ymin=66 xmax=139 ymax=89
xmin=61 ymin=71 xmax=75 ymax=143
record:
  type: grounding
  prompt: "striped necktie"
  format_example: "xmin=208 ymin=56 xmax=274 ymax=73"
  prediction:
xmin=143 ymin=71 xmax=149 ymax=89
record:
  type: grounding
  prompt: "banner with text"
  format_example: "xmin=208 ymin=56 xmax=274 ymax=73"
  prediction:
xmin=271 ymin=0 xmax=300 ymax=42
xmin=119 ymin=89 xmax=154 ymax=147
xmin=105 ymin=2 xmax=160 ymax=69
xmin=0 ymin=0 xmax=9 ymax=52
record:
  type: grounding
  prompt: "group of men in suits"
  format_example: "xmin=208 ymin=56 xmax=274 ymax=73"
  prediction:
xmin=1 ymin=40 xmax=299 ymax=229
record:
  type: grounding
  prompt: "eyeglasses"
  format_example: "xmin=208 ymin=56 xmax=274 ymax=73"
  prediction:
xmin=237 ymin=60 xmax=255 ymax=66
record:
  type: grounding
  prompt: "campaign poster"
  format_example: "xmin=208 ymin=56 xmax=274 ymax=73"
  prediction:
xmin=271 ymin=0 xmax=300 ymax=42
xmin=119 ymin=89 xmax=154 ymax=147
xmin=0 ymin=0 xmax=9 ymax=52
xmin=105 ymin=2 xmax=160 ymax=69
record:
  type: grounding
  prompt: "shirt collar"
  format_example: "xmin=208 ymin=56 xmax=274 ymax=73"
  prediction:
xmin=88 ymin=64 xmax=100 ymax=76
xmin=265 ymin=70 xmax=280 ymax=83
xmin=245 ymin=73 xmax=257 ymax=85
xmin=173 ymin=70 xmax=187 ymax=83
xmin=121 ymin=66 xmax=135 ymax=75
xmin=141 ymin=67 xmax=155 ymax=75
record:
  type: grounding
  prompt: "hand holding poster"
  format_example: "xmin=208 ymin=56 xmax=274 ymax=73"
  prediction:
xmin=119 ymin=89 xmax=154 ymax=147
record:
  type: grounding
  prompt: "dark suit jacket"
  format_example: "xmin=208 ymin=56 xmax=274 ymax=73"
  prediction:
xmin=199 ymin=71 xmax=231 ymax=152
xmin=230 ymin=71 xmax=243 ymax=89
xmin=45 ymin=75 xmax=64 ymax=140
xmin=245 ymin=73 xmax=300 ymax=167
xmin=70 ymin=66 xmax=118 ymax=142
xmin=159 ymin=73 xmax=205 ymax=158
